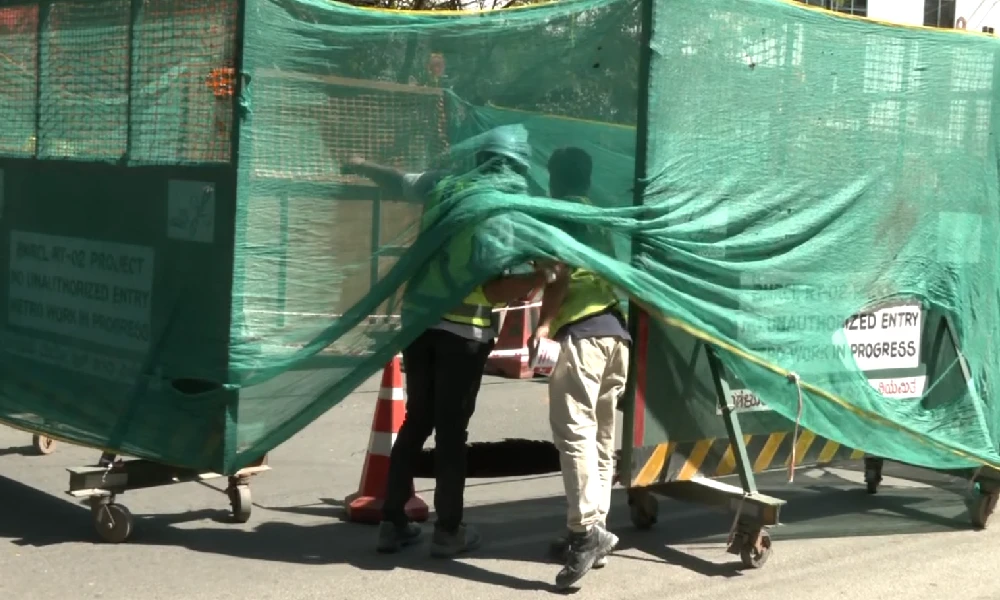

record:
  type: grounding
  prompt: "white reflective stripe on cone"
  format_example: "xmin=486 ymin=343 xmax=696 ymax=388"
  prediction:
xmin=378 ymin=386 xmax=406 ymax=401
xmin=367 ymin=431 xmax=398 ymax=457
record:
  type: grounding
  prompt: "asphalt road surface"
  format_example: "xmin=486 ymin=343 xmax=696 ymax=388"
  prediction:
xmin=1 ymin=374 xmax=998 ymax=600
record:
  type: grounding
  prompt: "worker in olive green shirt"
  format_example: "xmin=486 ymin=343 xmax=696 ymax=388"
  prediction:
xmin=534 ymin=147 xmax=630 ymax=590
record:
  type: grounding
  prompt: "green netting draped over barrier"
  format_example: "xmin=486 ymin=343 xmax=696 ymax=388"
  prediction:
xmin=231 ymin=0 xmax=642 ymax=468
xmin=1 ymin=0 xmax=1000 ymax=475
xmin=640 ymin=0 xmax=1000 ymax=471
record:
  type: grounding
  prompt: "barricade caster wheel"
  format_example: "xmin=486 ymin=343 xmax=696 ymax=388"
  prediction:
xmin=970 ymin=489 xmax=998 ymax=530
xmin=229 ymin=484 xmax=252 ymax=523
xmin=32 ymin=434 xmax=56 ymax=455
xmin=739 ymin=529 xmax=772 ymax=569
xmin=628 ymin=491 xmax=658 ymax=530
xmin=863 ymin=457 xmax=883 ymax=495
xmin=93 ymin=502 xmax=134 ymax=544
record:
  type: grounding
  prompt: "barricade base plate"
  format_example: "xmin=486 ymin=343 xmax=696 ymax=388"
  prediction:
xmin=636 ymin=478 xmax=784 ymax=527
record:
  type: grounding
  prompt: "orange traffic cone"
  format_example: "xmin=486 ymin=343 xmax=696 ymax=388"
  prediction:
xmin=345 ymin=356 xmax=429 ymax=523
xmin=485 ymin=300 xmax=540 ymax=379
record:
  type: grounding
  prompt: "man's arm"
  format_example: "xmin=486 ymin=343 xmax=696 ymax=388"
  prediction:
xmin=481 ymin=269 xmax=549 ymax=305
xmin=533 ymin=262 xmax=570 ymax=340
xmin=343 ymin=157 xmax=407 ymax=198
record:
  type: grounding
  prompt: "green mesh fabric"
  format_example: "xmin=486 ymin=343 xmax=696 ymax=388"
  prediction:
xmin=38 ymin=0 xmax=130 ymax=161
xmin=640 ymin=1 xmax=1000 ymax=471
xmin=1 ymin=0 xmax=999 ymax=475
xmin=0 ymin=5 xmax=38 ymax=158
xmin=228 ymin=0 xmax=641 ymax=469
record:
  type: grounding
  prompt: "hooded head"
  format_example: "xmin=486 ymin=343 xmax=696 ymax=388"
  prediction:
xmin=474 ymin=124 xmax=532 ymax=175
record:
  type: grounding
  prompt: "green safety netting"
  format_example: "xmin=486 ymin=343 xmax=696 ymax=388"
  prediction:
xmin=1 ymin=0 xmax=999 ymax=475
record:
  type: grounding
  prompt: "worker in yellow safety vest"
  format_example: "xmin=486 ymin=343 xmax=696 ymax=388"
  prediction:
xmin=533 ymin=146 xmax=630 ymax=590
xmin=346 ymin=125 xmax=556 ymax=558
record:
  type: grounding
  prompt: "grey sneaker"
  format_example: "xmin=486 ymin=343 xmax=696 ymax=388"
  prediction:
xmin=430 ymin=523 xmax=482 ymax=558
xmin=555 ymin=526 xmax=619 ymax=590
xmin=376 ymin=521 xmax=423 ymax=553
xmin=549 ymin=527 xmax=614 ymax=568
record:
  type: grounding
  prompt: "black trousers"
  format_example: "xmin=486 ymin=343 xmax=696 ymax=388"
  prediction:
xmin=382 ymin=328 xmax=494 ymax=533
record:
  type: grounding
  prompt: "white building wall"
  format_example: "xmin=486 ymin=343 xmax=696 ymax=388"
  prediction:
xmin=867 ymin=0 xmax=925 ymax=26
xmin=854 ymin=0 xmax=1000 ymax=31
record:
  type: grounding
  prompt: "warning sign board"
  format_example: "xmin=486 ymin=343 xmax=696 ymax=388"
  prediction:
xmin=841 ymin=303 xmax=922 ymax=372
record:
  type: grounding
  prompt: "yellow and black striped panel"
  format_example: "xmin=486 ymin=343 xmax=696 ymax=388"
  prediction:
xmin=630 ymin=431 xmax=866 ymax=488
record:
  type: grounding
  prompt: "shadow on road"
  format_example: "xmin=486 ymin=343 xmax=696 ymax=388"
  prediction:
xmin=0 ymin=465 xmax=977 ymax=590
xmin=0 ymin=475 xmax=94 ymax=545
xmin=0 ymin=445 xmax=38 ymax=457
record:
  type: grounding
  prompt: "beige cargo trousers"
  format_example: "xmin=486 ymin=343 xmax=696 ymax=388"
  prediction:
xmin=548 ymin=335 xmax=630 ymax=533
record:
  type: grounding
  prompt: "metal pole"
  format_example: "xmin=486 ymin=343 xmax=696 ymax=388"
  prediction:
xmin=621 ymin=0 xmax=655 ymax=486
xmin=123 ymin=0 xmax=140 ymax=164
xmin=34 ymin=0 xmax=48 ymax=158
xmin=706 ymin=345 xmax=758 ymax=495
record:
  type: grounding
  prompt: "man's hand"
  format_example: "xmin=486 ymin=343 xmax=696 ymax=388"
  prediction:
xmin=528 ymin=323 xmax=552 ymax=369
xmin=512 ymin=263 xmax=565 ymax=303
xmin=342 ymin=156 xmax=366 ymax=174
xmin=534 ymin=260 xmax=568 ymax=284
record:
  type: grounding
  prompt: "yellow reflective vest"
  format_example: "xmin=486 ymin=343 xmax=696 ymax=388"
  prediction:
xmin=549 ymin=269 xmax=624 ymax=335
xmin=549 ymin=196 xmax=624 ymax=335
xmin=412 ymin=175 xmax=503 ymax=330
